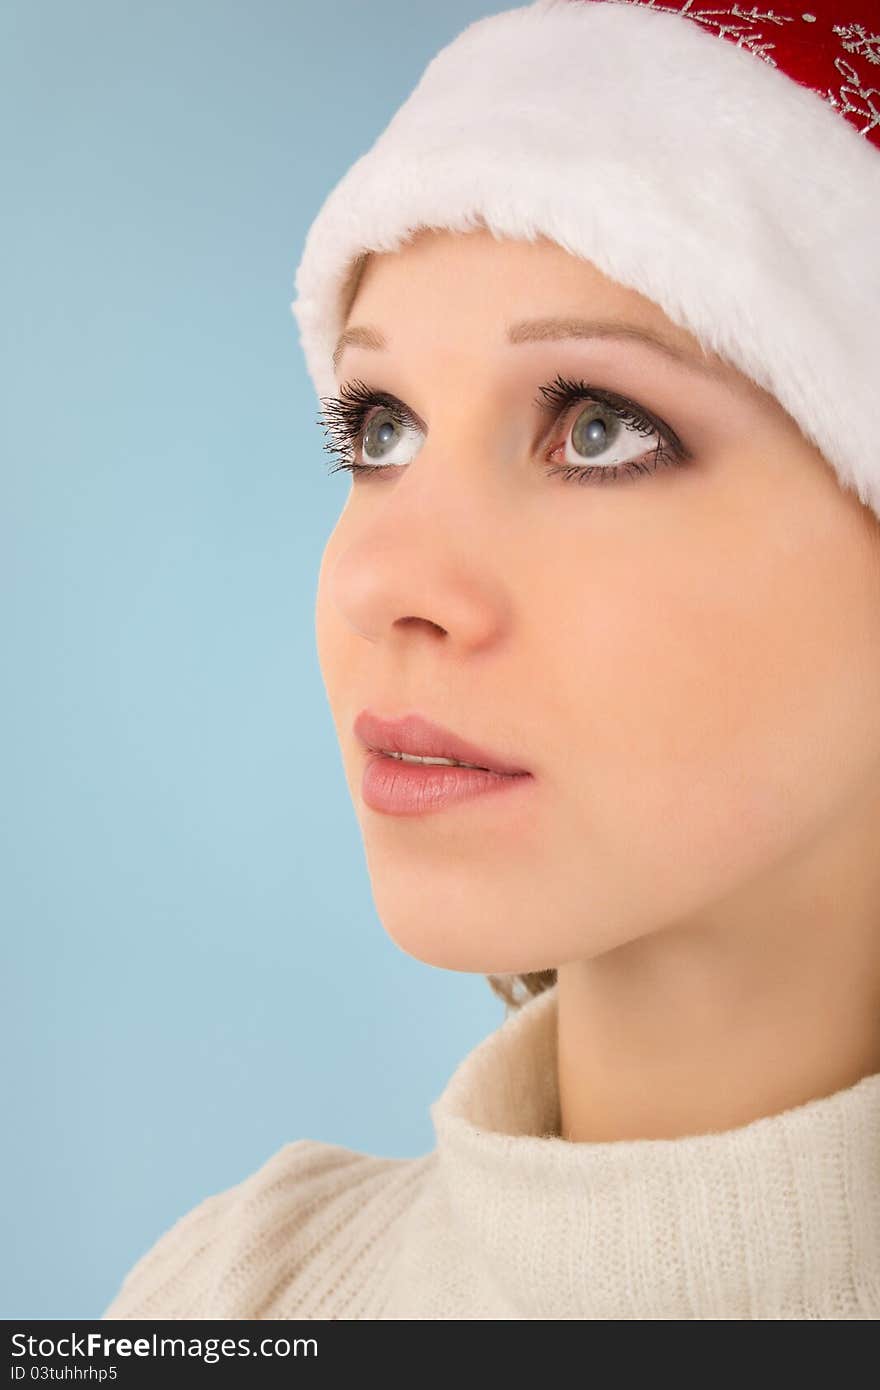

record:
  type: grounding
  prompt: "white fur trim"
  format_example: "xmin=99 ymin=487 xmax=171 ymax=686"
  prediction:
xmin=291 ymin=0 xmax=880 ymax=514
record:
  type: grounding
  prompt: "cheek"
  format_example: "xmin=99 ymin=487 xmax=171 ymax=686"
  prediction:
xmin=314 ymin=530 xmax=355 ymax=731
xmin=536 ymin=488 xmax=880 ymax=915
xmin=314 ymin=542 xmax=336 ymax=679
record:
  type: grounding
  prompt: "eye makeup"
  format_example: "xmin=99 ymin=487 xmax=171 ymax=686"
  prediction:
xmin=317 ymin=372 xmax=694 ymax=487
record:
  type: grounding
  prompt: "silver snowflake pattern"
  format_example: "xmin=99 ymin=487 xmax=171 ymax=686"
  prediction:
xmin=833 ymin=23 xmax=880 ymax=66
xmin=825 ymin=56 xmax=880 ymax=139
xmin=607 ymin=1 xmax=793 ymax=66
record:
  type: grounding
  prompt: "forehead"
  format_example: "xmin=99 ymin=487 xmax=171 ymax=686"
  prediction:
xmin=338 ymin=226 xmax=731 ymax=382
xmin=354 ymin=225 xmax=636 ymax=299
xmin=346 ymin=226 xmax=707 ymax=357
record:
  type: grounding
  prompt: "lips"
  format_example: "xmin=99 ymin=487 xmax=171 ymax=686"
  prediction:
xmin=353 ymin=710 xmax=531 ymax=777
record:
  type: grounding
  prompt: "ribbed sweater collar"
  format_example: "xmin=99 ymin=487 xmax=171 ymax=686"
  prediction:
xmin=428 ymin=983 xmax=880 ymax=1319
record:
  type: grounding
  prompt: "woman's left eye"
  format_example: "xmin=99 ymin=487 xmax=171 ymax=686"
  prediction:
xmin=317 ymin=374 xmax=691 ymax=486
xmin=536 ymin=374 xmax=692 ymax=485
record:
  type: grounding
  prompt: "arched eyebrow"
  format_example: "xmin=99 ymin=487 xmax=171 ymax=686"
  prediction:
xmin=332 ymin=324 xmax=386 ymax=369
xmin=331 ymin=316 xmax=730 ymax=382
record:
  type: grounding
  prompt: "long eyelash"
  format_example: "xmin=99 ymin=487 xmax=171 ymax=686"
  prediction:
xmin=533 ymin=374 xmax=691 ymax=485
xmin=317 ymin=379 xmax=418 ymax=476
xmin=317 ymin=373 xmax=692 ymax=484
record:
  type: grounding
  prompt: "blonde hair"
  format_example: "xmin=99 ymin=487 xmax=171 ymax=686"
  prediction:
xmin=486 ymin=969 xmax=557 ymax=1009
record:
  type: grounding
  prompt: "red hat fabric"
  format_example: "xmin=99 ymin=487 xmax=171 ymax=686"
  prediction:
xmin=575 ymin=2 xmax=880 ymax=148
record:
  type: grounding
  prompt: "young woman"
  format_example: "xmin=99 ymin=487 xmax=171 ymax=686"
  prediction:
xmin=104 ymin=0 xmax=880 ymax=1319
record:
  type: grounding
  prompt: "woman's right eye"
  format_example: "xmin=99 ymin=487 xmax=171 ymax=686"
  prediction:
xmin=359 ymin=406 xmax=424 ymax=469
xmin=318 ymin=383 xmax=425 ymax=477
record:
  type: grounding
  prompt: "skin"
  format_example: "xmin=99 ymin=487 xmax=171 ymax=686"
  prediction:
xmin=315 ymin=226 xmax=880 ymax=1142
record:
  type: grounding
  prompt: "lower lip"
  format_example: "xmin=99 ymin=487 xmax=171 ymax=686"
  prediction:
xmin=362 ymin=752 xmax=534 ymax=816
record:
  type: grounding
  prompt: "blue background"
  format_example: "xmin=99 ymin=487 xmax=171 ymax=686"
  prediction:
xmin=1 ymin=0 xmax=510 ymax=1319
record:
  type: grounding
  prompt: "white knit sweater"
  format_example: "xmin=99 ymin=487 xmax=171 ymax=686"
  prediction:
xmin=103 ymin=982 xmax=880 ymax=1319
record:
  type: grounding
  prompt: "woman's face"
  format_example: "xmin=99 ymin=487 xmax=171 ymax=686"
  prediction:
xmin=314 ymin=227 xmax=880 ymax=975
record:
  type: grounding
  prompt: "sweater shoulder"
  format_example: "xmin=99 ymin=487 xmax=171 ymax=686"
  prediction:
xmin=102 ymin=1137 xmax=436 ymax=1320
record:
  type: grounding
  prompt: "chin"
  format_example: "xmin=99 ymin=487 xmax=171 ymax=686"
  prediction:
xmin=385 ymin=931 xmax=558 ymax=977
xmin=365 ymin=883 xmax=563 ymax=976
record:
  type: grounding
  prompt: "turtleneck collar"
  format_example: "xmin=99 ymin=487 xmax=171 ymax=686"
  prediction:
xmin=428 ymin=983 xmax=880 ymax=1319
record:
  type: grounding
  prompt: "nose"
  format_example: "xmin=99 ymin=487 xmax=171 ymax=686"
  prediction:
xmin=325 ymin=459 xmax=513 ymax=654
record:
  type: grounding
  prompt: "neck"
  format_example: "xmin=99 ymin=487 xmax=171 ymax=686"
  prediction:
xmin=429 ymin=980 xmax=880 ymax=1319
xmin=557 ymin=792 xmax=880 ymax=1143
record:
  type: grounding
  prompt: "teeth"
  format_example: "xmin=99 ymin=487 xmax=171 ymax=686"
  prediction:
xmin=386 ymin=751 xmax=487 ymax=770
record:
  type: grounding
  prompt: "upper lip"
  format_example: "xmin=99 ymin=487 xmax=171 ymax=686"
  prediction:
xmin=353 ymin=710 xmax=531 ymax=776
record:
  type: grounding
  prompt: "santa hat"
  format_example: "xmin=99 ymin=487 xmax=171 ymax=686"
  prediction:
xmin=290 ymin=1 xmax=880 ymax=515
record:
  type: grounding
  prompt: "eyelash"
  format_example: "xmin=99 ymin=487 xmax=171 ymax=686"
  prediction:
xmin=316 ymin=374 xmax=691 ymax=487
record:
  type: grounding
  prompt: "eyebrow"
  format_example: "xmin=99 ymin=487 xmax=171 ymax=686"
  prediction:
xmin=331 ymin=316 xmax=731 ymax=382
